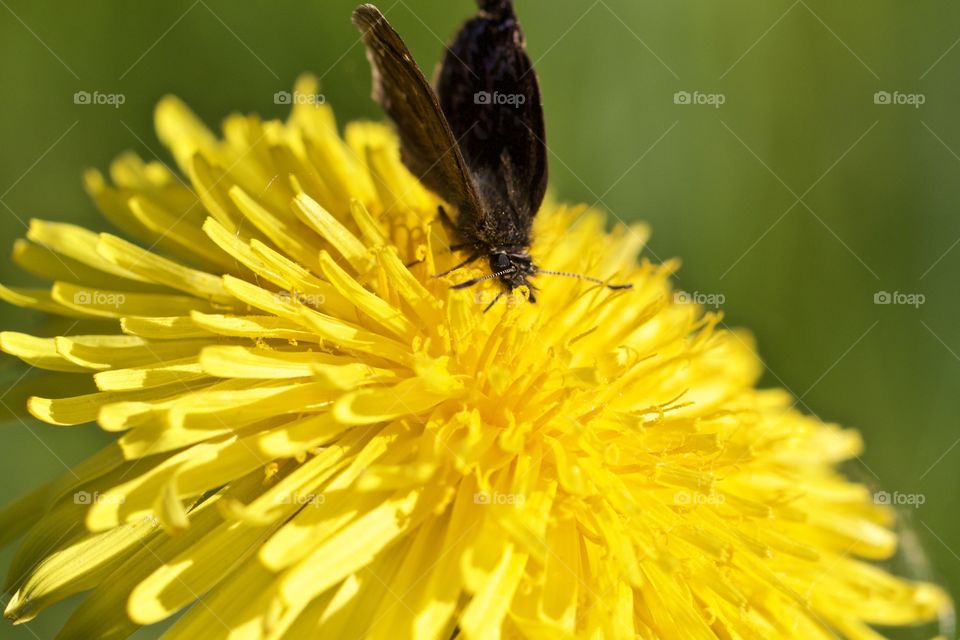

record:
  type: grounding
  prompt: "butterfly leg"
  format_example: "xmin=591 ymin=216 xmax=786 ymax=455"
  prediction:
xmin=417 ymin=206 xmax=470 ymax=265
xmin=436 ymin=206 xmax=476 ymax=248
xmin=434 ymin=206 xmax=472 ymax=253
xmin=436 ymin=205 xmax=456 ymax=230
xmin=483 ymin=291 xmax=504 ymax=313
xmin=433 ymin=251 xmax=482 ymax=279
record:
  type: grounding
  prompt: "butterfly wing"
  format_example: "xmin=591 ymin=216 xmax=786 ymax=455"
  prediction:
xmin=352 ymin=5 xmax=483 ymax=218
xmin=436 ymin=0 xmax=548 ymax=229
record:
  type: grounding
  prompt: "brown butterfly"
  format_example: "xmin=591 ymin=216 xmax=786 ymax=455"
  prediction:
xmin=353 ymin=0 xmax=631 ymax=309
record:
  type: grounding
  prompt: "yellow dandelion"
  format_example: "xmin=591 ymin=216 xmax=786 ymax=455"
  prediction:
xmin=0 ymin=72 xmax=952 ymax=639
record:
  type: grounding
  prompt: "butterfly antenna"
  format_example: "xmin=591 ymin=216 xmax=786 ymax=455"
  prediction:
xmin=537 ymin=269 xmax=633 ymax=290
xmin=450 ymin=268 xmax=514 ymax=290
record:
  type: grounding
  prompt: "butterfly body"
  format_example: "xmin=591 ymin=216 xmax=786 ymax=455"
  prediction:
xmin=353 ymin=1 xmax=630 ymax=304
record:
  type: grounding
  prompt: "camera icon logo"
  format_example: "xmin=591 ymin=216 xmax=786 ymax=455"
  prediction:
xmin=274 ymin=91 xmax=292 ymax=105
xmin=673 ymin=91 xmax=691 ymax=105
xmin=473 ymin=492 xmax=491 ymax=504
xmin=873 ymin=91 xmax=892 ymax=105
xmin=873 ymin=490 xmax=891 ymax=505
xmin=474 ymin=91 xmax=492 ymax=105
xmin=74 ymin=291 xmax=92 ymax=305
xmin=74 ymin=491 xmax=92 ymax=504
xmin=74 ymin=91 xmax=91 ymax=105
xmin=874 ymin=291 xmax=891 ymax=305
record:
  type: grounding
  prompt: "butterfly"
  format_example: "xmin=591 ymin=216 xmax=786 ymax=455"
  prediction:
xmin=352 ymin=0 xmax=631 ymax=310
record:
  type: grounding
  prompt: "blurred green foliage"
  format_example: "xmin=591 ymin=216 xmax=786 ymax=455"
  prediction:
xmin=1 ymin=1 xmax=958 ymax=637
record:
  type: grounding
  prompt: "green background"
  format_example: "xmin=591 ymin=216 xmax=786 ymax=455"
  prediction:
xmin=1 ymin=1 xmax=958 ymax=637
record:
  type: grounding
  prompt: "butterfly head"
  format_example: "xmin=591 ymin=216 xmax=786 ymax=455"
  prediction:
xmin=490 ymin=251 xmax=537 ymax=294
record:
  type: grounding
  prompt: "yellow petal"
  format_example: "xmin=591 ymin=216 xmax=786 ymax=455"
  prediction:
xmin=155 ymin=95 xmax=219 ymax=176
xmin=167 ymin=380 xmax=336 ymax=432
xmin=333 ymin=376 xmax=460 ymax=426
xmin=93 ymin=357 xmax=207 ymax=391
xmin=12 ymin=238 xmax=160 ymax=293
xmin=354 ymin=463 xmax=435 ymax=492
xmin=254 ymin=411 xmax=355 ymax=458
xmin=229 ymin=185 xmax=321 ymax=270
xmin=187 ymin=153 xmax=244 ymax=234
xmin=202 ymin=216 xmax=287 ymax=286
xmin=318 ymin=250 xmax=416 ymax=341
xmin=56 ymin=481 xmax=252 ymax=640
xmin=190 ymin=311 xmax=319 ymax=343
xmin=278 ymin=543 xmax=409 ymax=640
xmin=223 ymin=427 xmax=368 ymax=528
xmin=55 ymin=335 xmax=214 ymax=370
xmin=84 ymin=436 xmax=239 ymax=530
xmin=291 ymin=192 xmax=372 ymax=273
xmin=250 ymin=239 xmax=355 ymax=318
xmin=199 ymin=345 xmax=392 ymax=386
xmin=161 ymin=558 xmax=278 ymax=640
xmin=51 ymin=282 xmax=218 ymax=319
xmin=258 ymin=423 xmax=406 ymax=570
xmin=300 ymin=131 xmax=369 ymax=216
xmin=85 ymin=168 xmax=174 ymax=250
xmin=27 ymin=220 xmax=149 ymax=283
xmin=298 ymin=305 xmax=411 ymax=366
xmin=364 ymin=515 xmax=447 ymax=639
xmin=129 ymin=502 xmax=288 ymax=624
xmin=221 ymin=275 xmax=313 ymax=319
xmin=0 ymin=283 xmax=85 ymax=317
xmin=278 ymin=489 xmax=421 ymax=607
xmin=0 ymin=332 xmax=90 ymax=372
xmin=348 ymin=198 xmax=387 ymax=248
xmin=375 ymin=246 xmax=439 ymax=327
xmin=4 ymin=516 xmax=158 ymax=623
xmin=539 ymin=519 xmax=580 ymax=630
xmin=460 ymin=544 xmax=528 ymax=640
xmin=199 ymin=345 xmax=319 ymax=379
xmin=29 ymin=385 xmax=189 ymax=426
xmin=96 ymin=233 xmax=235 ymax=304
xmin=126 ymin=195 xmax=240 ymax=274
xmin=409 ymin=480 xmax=482 ymax=639
xmin=356 ymin=123 xmax=433 ymax=216
xmin=120 ymin=315 xmax=213 ymax=340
